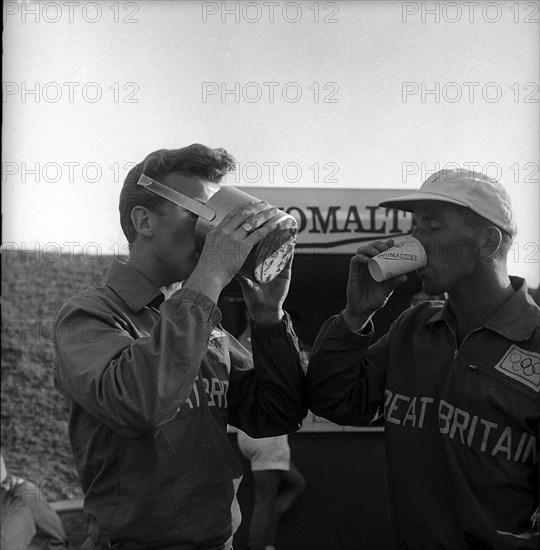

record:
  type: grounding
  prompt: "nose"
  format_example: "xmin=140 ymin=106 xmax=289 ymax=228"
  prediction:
xmin=411 ymin=226 xmax=421 ymax=240
xmin=411 ymin=227 xmax=429 ymax=254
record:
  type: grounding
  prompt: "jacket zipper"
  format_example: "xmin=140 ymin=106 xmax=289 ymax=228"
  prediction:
xmin=466 ymin=362 xmax=535 ymax=398
xmin=448 ymin=328 xmax=534 ymax=397
xmin=447 ymin=327 xmax=482 ymax=365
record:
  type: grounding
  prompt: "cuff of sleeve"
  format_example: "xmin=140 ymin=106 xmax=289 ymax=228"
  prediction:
xmin=169 ymin=287 xmax=222 ymax=325
xmin=335 ymin=312 xmax=374 ymax=339
xmin=250 ymin=311 xmax=291 ymax=338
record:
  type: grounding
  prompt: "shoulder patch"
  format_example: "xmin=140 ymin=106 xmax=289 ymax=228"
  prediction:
xmin=494 ymin=344 xmax=540 ymax=392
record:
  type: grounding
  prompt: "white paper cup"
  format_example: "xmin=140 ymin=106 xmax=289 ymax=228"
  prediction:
xmin=368 ymin=236 xmax=427 ymax=282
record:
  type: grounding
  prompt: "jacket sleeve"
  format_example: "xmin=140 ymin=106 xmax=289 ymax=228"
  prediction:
xmin=54 ymin=288 xmax=221 ymax=438
xmin=226 ymin=312 xmax=307 ymax=437
xmin=306 ymin=312 xmax=390 ymax=426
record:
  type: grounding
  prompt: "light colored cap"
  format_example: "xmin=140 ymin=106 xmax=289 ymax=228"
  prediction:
xmin=379 ymin=169 xmax=516 ymax=237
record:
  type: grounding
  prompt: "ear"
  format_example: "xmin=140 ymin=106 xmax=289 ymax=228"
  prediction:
xmin=481 ymin=226 xmax=503 ymax=261
xmin=130 ymin=206 xmax=155 ymax=239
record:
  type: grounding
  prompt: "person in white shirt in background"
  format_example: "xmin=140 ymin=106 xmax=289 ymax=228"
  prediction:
xmin=0 ymin=450 xmax=69 ymax=550
xmin=236 ymin=309 xmax=307 ymax=550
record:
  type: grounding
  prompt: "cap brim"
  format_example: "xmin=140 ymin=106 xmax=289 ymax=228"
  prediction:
xmin=379 ymin=192 xmax=469 ymax=213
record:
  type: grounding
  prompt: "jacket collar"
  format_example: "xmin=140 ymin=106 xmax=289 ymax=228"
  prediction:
xmin=104 ymin=261 xmax=180 ymax=313
xmin=426 ymin=277 xmax=539 ymax=341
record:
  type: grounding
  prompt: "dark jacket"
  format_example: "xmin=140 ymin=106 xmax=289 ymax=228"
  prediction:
xmin=307 ymin=277 xmax=539 ymax=549
xmin=54 ymin=261 xmax=306 ymax=550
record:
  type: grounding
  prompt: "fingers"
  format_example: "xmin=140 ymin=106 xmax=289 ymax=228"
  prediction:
xmin=241 ymin=204 xmax=278 ymax=233
xmin=242 ymin=212 xmax=285 ymax=246
xmin=356 ymin=239 xmax=395 ymax=257
xmin=218 ymin=201 xmax=278 ymax=236
xmin=381 ymin=274 xmax=407 ymax=295
xmin=350 ymin=239 xmax=396 ymax=266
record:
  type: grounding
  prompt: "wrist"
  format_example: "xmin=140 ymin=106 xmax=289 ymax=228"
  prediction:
xmin=250 ymin=308 xmax=284 ymax=325
xmin=342 ymin=308 xmax=372 ymax=333
xmin=183 ymin=264 xmax=229 ymax=304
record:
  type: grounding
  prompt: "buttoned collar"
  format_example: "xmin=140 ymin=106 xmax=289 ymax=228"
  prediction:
xmin=104 ymin=261 xmax=181 ymax=313
xmin=426 ymin=276 xmax=539 ymax=341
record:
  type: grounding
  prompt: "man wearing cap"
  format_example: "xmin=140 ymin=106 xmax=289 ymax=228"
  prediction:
xmin=307 ymin=169 xmax=539 ymax=549
xmin=54 ymin=144 xmax=307 ymax=550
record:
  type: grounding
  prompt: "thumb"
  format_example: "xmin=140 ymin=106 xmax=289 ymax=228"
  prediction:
xmin=380 ymin=274 xmax=407 ymax=298
xmin=235 ymin=273 xmax=255 ymax=292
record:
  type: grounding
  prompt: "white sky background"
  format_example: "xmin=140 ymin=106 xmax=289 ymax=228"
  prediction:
xmin=2 ymin=0 xmax=539 ymax=287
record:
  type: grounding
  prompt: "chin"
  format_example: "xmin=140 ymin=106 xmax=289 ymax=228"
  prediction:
xmin=179 ymin=257 xmax=198 ymax=281
xmin=175 ymin=267 xmax=193 ymax=283
xmin=421 ymin=279 xmax=446 ymax=297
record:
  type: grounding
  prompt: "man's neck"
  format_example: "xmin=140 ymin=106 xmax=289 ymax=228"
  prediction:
xmin=126 ymin=249 xmax=175 ymax=289
xmin=448 ymin=271 xmax=514 ymax=345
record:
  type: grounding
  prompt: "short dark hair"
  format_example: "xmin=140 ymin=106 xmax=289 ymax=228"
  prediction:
xmin=119 ymin=144 xmax=236 ymax=245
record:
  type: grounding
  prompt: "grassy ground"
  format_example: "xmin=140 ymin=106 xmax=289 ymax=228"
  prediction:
xmin=1 ymin=251 xmax=116 ymax=501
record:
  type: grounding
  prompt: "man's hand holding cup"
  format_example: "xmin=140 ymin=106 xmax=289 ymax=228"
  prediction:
xmin=343 ymin=236 xmax=426 ymax=332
